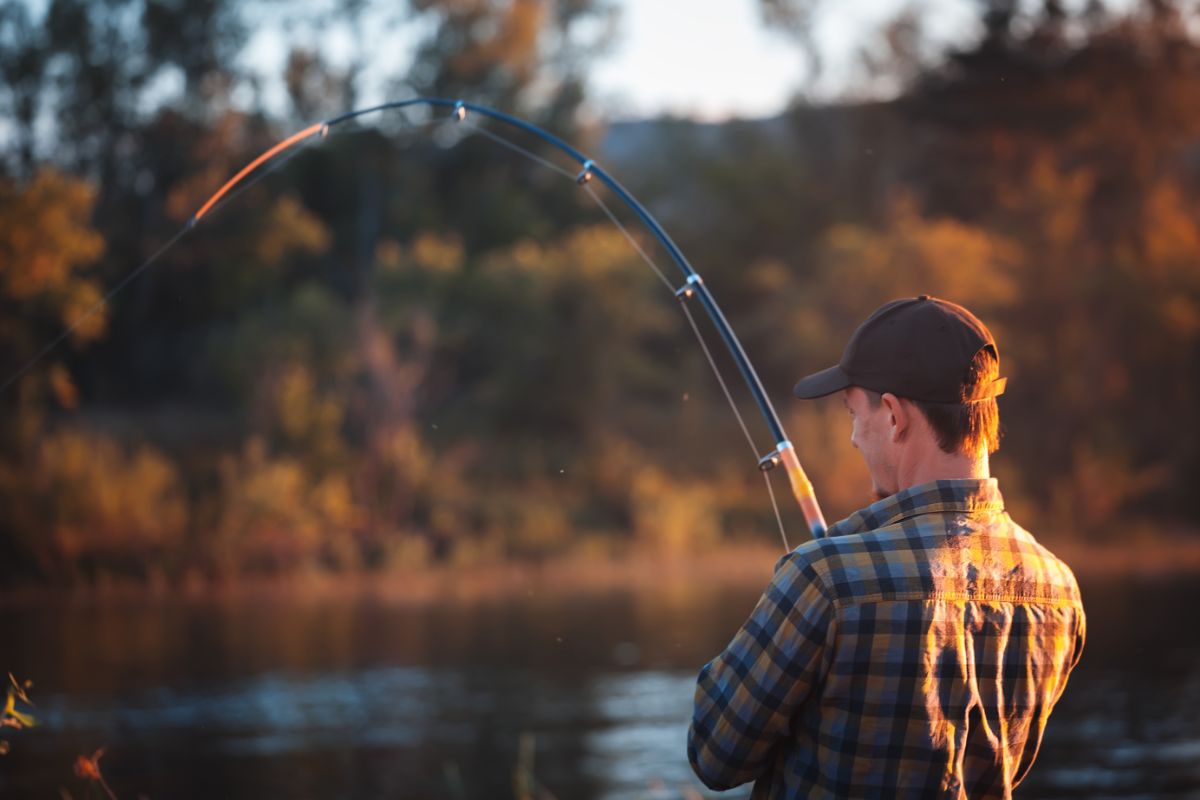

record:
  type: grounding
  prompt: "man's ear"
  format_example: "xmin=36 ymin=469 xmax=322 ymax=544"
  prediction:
xmin=879 ymin=392 xmax=910 ymax=442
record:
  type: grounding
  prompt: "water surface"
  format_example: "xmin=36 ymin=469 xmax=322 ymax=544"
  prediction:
xmin=1 ymin=571 xmax=1197 ymax=798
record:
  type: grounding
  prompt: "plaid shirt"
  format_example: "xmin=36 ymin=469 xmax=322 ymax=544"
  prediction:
xmin=689 ymin=479 xmax=1085 ymax=799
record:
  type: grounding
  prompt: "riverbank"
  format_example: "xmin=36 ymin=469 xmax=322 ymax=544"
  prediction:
xmin=3 ymin=532 xmax=1199 ymax=608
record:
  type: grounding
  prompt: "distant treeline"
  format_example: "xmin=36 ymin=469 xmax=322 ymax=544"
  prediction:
xmin=1 ymin=1 xmax=1197 ymax=585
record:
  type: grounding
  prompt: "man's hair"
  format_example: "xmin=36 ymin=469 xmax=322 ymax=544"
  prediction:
xmin=864 ymin=347 xmax=1003 ymax=455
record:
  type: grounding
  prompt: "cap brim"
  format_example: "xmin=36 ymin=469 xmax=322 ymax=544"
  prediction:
xmin=793 ymin=364 xmax=851 ymax=399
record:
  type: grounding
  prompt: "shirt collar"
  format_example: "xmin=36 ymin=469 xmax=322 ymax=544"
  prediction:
xmin=826 ymin=478 xmax=1006 ymax=537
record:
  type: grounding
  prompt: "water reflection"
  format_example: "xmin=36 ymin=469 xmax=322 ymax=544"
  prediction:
xmin=584 ymin=672 xmax=724 ymax=799
xmin=0 ymin=573 xmax=1197 ymax=798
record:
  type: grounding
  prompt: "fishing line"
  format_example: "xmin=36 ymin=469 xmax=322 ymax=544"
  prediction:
xmin=581 ymin=182 xmax=674 ymax=292
xmin=579 ymin=180 xmax=791 ymax=549
xmin=0 ymin=131 xmax=324 ymax=396
xmin=3 ymin=97 xmax=826 ymax=544
xmin=0 ymin=226 xmax=188 ymax=396
xmin=459 ymin=118 xmax=577 ymax=182
xmin=457 ymin=116 xmax=792 ymax=546
xmin=681 ymin=300 xmax=791 ymax=551
xmin=415 ymin=111 xmax=795 ymax=545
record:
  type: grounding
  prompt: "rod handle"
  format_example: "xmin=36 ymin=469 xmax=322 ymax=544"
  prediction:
xmin=778 ymin=446 xmax=827 ymax=539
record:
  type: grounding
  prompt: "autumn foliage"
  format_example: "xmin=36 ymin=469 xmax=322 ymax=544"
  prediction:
xmin=0 ymin=1 xmax=1197 ymax=585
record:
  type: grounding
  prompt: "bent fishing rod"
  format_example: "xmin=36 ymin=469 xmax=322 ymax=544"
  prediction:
xmin=5 ymin=97 xmax=829 ymax=543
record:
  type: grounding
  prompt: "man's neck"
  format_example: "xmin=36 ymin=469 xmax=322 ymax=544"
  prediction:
xmin=897 ymin=449 xmax=990 ymax=492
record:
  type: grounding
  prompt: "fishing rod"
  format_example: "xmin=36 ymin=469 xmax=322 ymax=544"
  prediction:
xmin=6 ymin=97 xmax=829 ymax=543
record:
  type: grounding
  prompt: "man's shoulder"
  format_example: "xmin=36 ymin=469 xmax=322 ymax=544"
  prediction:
xmin=786 ymin=509 xmax=933 ymax=565
xmin=780 ymin=511 xmax=1084 ymax=608
xmin=1002 ymin=518 xmax=1085 ymax=604
xmin=778 ymin=525 xmax=924 ymax=604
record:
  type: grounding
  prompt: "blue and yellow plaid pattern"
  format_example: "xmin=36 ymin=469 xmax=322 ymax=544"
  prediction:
xmin=689 ymin=479 xmax=1085 ymax=798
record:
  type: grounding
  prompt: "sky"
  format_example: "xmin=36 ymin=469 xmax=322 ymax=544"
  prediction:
xmin=587 ymin=0 xmax=979 ymax=120
xmin=238 ymin=0 xmax=1144 ymax=124
xmin=240 ymin=0 xmax=984 ymax=124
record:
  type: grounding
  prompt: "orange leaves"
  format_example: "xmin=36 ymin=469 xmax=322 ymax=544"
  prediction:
xmin=436 ymin=0 xmax=548 ymax=85
xmin=0 ymin=169 xmax=106 ymax=348
xmin=47 ymin=364 xmax=80 ymax=410
xmin=73 ymin=747 xmax=118 ymax=800
xmin=16 ymin=428 xmax=188 ymax=561
xmin=0 ymin=170 xmax=104 ymax=301
xmin=488 ymin=0 xmax=547 ymax=83
xmin=73 ymin=748 xmax=105 ymax=781
xmin=1143 ymin=179 xmax=1200 ymax=283
xmin=1006 ymin=154 xmax=1095 ymax=254
xmin=3 ymin=675 xmax=121 ymax=798
xmin=799 ymin=193 xmax=1021 ymax=365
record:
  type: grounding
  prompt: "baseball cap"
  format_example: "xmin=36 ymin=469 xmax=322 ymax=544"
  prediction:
xmin=792 ymin=295 xmax=1007 ymax=403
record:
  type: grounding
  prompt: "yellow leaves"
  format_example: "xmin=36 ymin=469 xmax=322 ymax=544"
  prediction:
xmin=407 ymin=232 xmax=465 ymax=274
xmin=379 ymin=426 xmax=434 ymax=486
xmin=802 ymin=194 xmax=1021 ymax=362
xmin=216 ymin=439 xmax=315 ymax=553
xmin=214 ymin=434 xmax=366 ymax=569
xmin=30 ymin=428 xmax=188 ymax=558
xmin=277 ymin=367 xmax=314 ymax=439
xmin=265 ymin=363 xmax=346 ymax=468
xmin=59 ymin=278 xmax=106 ymax=345
xmin=229 ymin=437 xmax=302 ymax=497
xmin=254 ymin=195 xmax=331 ymax=266
xmin=2 ymin=673 xmax=37 ymax=747
xmin=311 ymin=474 xmax=359 ymax=530
xmin=631 ymin=466 xmax=721 ymax=554
xmin=485 ymin=224 xmax=671 ymax=338
xmin=499 ymin=238 xmax=545 ymax=275
xmin=0 ymin=169 xmax=104 ymax=301
xmin=276 ymin=364 xmax=342 ymax=444
xmin=0 ymin=169 xmax=107 ymax=348
xmin=123 ymin=449 xmax=189 ymax=546
xmin=565 ymin=226 xmax=647 ymax=282
xmin=0 ymin=675 xmax=40 ymax=782
xmin=478 ymin=225 xmax=673 ymax=346
xmin=501 ymin=494 xmax=572 ymax=554
xmin=822 ymin=194 xmax=1020 ymax=309
xmin=489 ymin=225 xmax=640 ymax=282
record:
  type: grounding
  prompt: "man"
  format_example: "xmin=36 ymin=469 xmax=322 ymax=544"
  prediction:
xmin=688 ymin=296 xmax=1085 ymax=798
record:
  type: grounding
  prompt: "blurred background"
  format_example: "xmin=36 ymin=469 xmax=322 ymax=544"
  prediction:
xmin=1 ymin=0 xmax=1198 ymax=797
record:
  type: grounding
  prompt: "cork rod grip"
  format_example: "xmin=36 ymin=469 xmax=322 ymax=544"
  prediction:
xmin=779 ymin=446 xmax=827 ymax=539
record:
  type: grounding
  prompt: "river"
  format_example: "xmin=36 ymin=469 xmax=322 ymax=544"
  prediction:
xmin=1 ymin=569 xmax=1197 ymax=798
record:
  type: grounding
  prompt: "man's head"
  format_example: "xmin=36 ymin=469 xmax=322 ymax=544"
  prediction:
xmin=793 ymin=296 xmax=1005 ymax=497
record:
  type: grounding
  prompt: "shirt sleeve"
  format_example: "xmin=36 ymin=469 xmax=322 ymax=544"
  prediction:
xmin=688 ymin=551 xmax=834 ymax=790
xmin=1012 ymin=603 xmax=1087 ymax=788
